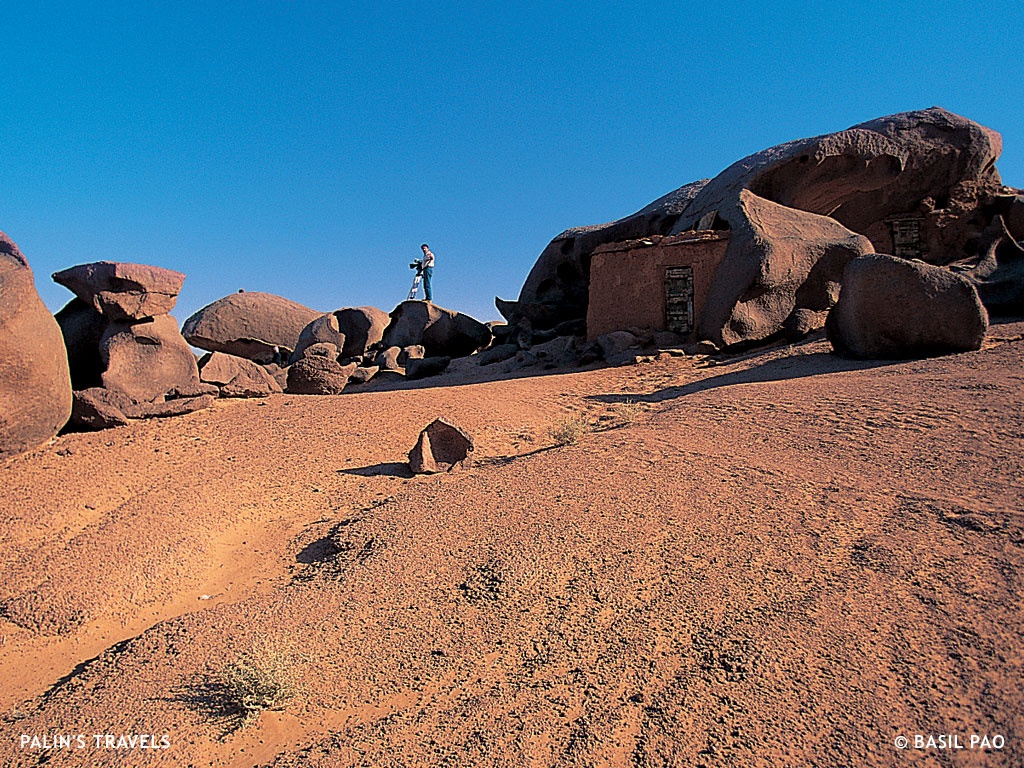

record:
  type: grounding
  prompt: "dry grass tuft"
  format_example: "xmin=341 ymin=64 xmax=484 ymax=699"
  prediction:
xmin=548 ymin=414 xmax=589 ymax=446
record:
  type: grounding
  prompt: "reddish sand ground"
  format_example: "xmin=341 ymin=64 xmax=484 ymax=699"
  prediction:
xmin=1 ymin=326 xmax=1022 ymax=767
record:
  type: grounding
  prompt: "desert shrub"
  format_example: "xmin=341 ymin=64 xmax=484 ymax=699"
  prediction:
xmin=219 ymin=639 xmax=299 ymax=727
xmin=613 ymin=398 xmax=645 ymax=424
xmin=548 ymin=414 xmax=588 ymax=446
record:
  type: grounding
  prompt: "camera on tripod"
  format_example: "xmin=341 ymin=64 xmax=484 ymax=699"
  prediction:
xmin=409 ymin=258 xmax=425 ymax=276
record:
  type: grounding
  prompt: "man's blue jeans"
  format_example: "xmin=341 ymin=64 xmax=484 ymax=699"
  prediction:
xmin=423 ymin=266 xmax=433 ymax=301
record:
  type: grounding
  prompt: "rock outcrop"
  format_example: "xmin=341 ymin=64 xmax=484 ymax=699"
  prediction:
xmin=0 ymin=232 xmax=73 ymax=459
xmin=408 ymin=419 xmax=474 ymax=474
xmin=292 ymin=306 xmax=389 ymax=362
xmin=183 ymin=292 xmax=320 ymax=362
xmin=827 ymin=254 xmax=988 ymax=358
xmin=502 ymin=108 xmax=1010 ymax=348
xmin=53 ymin=260 xmax=211 ymax=431
xmin=382 ymin=301 xmax=491 ymax=359
xmin=697 ymin=190 xmax=875 ymax=346
xmin=52 ymin=261 xmax=185 ymax=322
xmin=99 ymin=315 xmax=200 ymax=403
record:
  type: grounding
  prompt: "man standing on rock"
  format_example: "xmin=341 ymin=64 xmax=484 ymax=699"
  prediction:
xmin=420 ymin=243 xmax=435 ymax=302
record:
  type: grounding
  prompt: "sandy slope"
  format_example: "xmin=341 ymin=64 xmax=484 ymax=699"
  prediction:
xmin=1 ymin=327 xmax=1022 ymax=767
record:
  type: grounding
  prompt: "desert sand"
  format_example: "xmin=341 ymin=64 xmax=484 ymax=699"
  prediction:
xmin=1 ymin=325 xmax=1022 ymax=767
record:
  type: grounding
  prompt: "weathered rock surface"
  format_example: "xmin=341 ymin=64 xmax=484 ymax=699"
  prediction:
xmin=286 ymin=357 xmax=357 ymax=395
xmin=292 ymin=306 xmax=389 ymax=362
xmin=199 ymin=352 xmax=282 ymax=398
xmin=408 ymin=418 xmax=474 ymax=474
xmin=291 ymin=306 xmax=388 ymax=363
xmin=477 ymin=343 xmax=519 ymax=366
xmin=301 ymin=342 xmax=342 ymax=360
xmin=55 ymin=298 xmax=108 ymax=390
xmin=100 ymin=315 xmax=200 ymax=403
xmin=596 ymin=331 xmax=640 ymax=361
xmin=122 ymin=394 xmax=215 ymax=419
xmin=347 ymin=366 xmax=378 ymax=385
xmin=0 ymin=232 xmax=73 ymax=459
xmin=68 ymin=387 xmax=132 ymax=431
xmin=698 ymin=190 xmax=876 ymax=347
xmin=52 ymin=261 xmax=185 ymax=321
xmin=182 ymin=292 xmax=320 ymax=362
xmin=950 ymin=216 xmax=1024 ymax=315
xmin=374 ymin=346 xmax=404 ymax=372
xmin=382 ymin=301 xmax=491 ymax=359
xmin=291 ymin=314 xmax=346 ymax=362
xmin=827 ymin=254 xmax=988 ymax=358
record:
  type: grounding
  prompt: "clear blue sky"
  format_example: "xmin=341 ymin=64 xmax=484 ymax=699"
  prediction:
xmin=3 ymin=1 xmax=1022 ymax=324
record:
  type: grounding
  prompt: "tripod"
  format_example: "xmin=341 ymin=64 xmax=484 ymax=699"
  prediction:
xmin=407 ymin=258 xmax=426 ymax=300
xmin=407 ymin=271 xmax=423 ymax=300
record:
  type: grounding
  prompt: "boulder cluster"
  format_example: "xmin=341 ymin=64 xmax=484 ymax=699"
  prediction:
xmin=183 ymin=296 xmax=497 ymax=395
xmin=2 ymin=107 xmax=1023 ymax=460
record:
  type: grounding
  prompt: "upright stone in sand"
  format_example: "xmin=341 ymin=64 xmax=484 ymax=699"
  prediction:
xmin=0 ymin=232 xmax=73 ymax=459
xmin=408 ymin=419 xmax=475 ymax=474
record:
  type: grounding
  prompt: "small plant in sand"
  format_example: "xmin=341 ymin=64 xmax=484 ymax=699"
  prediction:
xmin=613 ymin=398 xmax=646 ymax=425
xmin=548 ymin=414 xmax=588 ymax=446
xmin=219 ymin=638 xmax=300 ymax=728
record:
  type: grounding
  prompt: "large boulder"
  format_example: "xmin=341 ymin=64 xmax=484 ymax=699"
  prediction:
xmin=408 ymin=419 xmax=474 ymax=474
xmin=199 ymin=352 xmax=282 ymax=398
xmin=670 ymin=107 xmax=1003 ymax=259
xmin=99 ymin=315 xmax=200 ymax=403
xmin=286 ymin=357 xmax=357 ymax=395
xmin=382 ymin=301 xmax=491 ymax=359
xmin=826 ymin=254 xmax=988 ymax=359
xmin=698 ymin=190 xmax=876 ymax=347
xmin=292 ymin=306 xmax=389 ymax=362
xmin=54 ymin=298 xmax=109 ymax=390
xmin=52 ymin=261 xmax=185 ymax=321
xmin=0 ymin=232 xmax=73 ymax=459
xmin=182 ymin=292 xmax=320 ymax=363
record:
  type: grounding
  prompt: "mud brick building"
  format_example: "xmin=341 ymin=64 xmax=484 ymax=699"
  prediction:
xmin=586 ymin=231 xmax=730 ymax=341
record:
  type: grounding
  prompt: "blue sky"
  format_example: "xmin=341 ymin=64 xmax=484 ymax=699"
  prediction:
xmin=3 ymin=1 xmax=1022 ymax=324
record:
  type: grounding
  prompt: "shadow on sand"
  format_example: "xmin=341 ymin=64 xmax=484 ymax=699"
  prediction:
xmin=588 ymin=348 xmax=899 ymax=405
xmin=338 ymin=462 xmax=415 ymax=478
